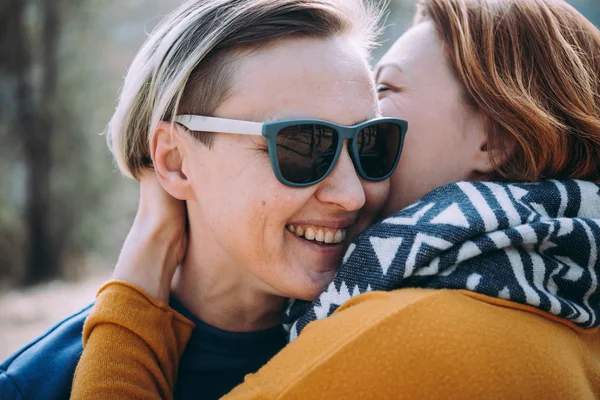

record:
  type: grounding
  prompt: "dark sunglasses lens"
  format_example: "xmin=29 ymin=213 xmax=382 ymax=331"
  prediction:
xmin=275 ymin=124 xmax=338 ymax=184
xmin=356 ymin=123 xmax=402 ymax=179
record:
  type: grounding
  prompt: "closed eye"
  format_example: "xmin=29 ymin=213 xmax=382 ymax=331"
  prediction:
xmin=377 ymin=83 xmax=405 ymax=99
xmin=376 ymin=84 xmax=391 ymax=94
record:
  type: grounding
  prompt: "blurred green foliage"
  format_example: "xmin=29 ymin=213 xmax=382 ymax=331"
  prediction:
xmin=0 ymin=0 xmax=598 ymax=286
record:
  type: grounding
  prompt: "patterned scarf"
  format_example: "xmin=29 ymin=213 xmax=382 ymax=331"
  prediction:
xmin=285 ymin=180 xmax=600 ymax=340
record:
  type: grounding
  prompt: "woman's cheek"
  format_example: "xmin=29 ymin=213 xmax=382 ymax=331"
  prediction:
xmin=365 ymin=180 xmax=389 ymax=212
xmin=378 ymin=96 xmax=399 ymax=117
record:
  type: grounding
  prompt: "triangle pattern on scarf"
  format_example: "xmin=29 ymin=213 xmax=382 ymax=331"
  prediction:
xmin=313 ymin=281 xmax=352 ymax=320
xmin=384 ymin=203 xmax=434 ymax=226
xmin=430 ymin=203 xmax=470 ymax=228
xmin=287 ymin=180 xmax=600 ymax=341
xmin=369 ymin=237 xmax=403 ymax=275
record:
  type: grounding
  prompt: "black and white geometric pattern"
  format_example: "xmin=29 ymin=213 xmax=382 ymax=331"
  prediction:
xmin=286 ymin=180 xmax=600 ymax=340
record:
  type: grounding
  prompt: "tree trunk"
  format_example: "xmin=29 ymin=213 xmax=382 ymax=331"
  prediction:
xmin=0 ymin=0 xmax=61 ymax=284
xmin=24 ymin=0 xmax=61 ymax=284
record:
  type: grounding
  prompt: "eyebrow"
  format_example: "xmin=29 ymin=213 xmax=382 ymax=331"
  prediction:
xmin=352 ymin=117 xmax=378 ymax=126
xmin=374 ymin=62 xmax=404 ymax=82
xmin=266 ymin=115 xmax=376 ymax=127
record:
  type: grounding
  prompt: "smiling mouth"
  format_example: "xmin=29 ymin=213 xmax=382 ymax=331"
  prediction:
xmin=286 ymin=224 xmax=347 ymax=244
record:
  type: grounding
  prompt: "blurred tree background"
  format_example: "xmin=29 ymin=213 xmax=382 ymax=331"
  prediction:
xmin=0 ymin=0 xmax=599 ymax=289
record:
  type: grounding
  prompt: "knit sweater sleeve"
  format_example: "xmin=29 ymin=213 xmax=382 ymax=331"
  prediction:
xmin=70 ymin=281 xmax=194 ymax=400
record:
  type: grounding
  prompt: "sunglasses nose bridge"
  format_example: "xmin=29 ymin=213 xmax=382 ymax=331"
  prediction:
xmin=338 ymin=126 xmax=363 ymax=171
xmin=337 ymin=126 xmax=358 ymax=142
xmin=331 ymin=127 xmax=357 ymax=171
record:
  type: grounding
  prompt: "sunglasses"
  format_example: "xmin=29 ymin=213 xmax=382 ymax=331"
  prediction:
xmin=173 ymin=115 xmax=408 ymax=187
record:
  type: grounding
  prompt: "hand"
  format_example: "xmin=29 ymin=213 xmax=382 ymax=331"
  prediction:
xmin=112 ymin=169 xmax=188 ymax=302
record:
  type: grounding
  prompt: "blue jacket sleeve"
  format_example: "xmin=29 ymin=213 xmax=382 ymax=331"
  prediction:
xmin=0 ymin=372 xmax=23 ymax=399
xmin=0 ymin=304 xmax=93 ymax=400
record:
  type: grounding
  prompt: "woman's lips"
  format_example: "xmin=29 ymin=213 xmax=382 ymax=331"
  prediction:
xmin=285 ymin=228 xmax=349 ymax=273
xmin=286 ymin=224 xmax=347 ymax=244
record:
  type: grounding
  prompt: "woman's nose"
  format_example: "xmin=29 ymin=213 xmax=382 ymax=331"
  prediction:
xmin=314 ymin=142 xmax=366 ymax=211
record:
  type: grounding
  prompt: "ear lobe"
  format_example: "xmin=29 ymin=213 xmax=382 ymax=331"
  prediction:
xmin=466 ymin=112 xmax=514 ymax=176
xmin=473 ymin=136 xmax=514 ymax=175
xmin=151 ymin=121 xmax=195 ymax=201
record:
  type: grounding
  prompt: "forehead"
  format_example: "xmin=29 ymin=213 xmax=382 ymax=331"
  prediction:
xmin=377 ymin=21 xmax=446 ymax=78
xmin=214 ymin=36 xmax=378 ymax=125
xmin=376 ymin=21 xmax=463 ymax=101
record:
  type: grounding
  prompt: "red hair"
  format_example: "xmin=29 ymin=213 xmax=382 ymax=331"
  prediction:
xmin=416 ymin=0 xmax=600 ymax=181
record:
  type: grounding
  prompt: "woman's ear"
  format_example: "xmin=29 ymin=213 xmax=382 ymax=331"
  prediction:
xmin=472 ymin=135 xmax=515 ymax=175
xmin=468 ymin=115 xmax=514 ymax=176
xmin=151 ymin=121 xmax=195 ymax=201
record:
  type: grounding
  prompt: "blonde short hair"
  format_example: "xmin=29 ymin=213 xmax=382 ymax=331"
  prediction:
xmin=108 ymin=0 xmax=385 ymax=179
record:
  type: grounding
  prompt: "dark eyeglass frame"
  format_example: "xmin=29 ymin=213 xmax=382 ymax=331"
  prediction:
xmin=173 ymin=114 xmax=408 ymax=188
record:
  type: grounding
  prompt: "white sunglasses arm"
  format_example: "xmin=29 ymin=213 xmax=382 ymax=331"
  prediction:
xmin=173 ymin=115 xmax=264 ymax=136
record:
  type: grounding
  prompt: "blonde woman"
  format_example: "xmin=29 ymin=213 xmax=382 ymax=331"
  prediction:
xmin=0 ymin=1 xmax=405 ymax=399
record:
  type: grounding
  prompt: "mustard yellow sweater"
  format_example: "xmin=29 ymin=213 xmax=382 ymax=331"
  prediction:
xmin=71 ymin=281 xmax=600 ymax=399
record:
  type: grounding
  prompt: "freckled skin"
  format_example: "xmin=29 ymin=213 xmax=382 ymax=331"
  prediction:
xmin=171 ymin=36 xmax=389 ymax=330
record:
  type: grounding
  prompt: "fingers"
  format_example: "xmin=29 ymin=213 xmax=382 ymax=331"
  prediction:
xmin=112 ymin=167 xmax=189 ymax=302
xmin=137 ymin=168 xmax=185 ymax=221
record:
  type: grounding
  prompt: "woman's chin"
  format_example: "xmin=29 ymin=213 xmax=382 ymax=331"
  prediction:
xmin=287 ymin=271 xmax=337 ymax=301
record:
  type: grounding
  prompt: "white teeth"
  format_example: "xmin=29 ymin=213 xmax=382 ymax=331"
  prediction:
xmin=315 ymin=230 xmax=324 ymax=242
xmin=286 ymin=224 xmax=347 ymax=245
xmin=334 ymin=230 xmax=343 ymax=244
xmin=324 ymin=231 xmax=334 ymax=244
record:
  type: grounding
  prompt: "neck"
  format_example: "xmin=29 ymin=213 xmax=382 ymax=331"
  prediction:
xmin=171 ymin=238 xmax=286 ymax=333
